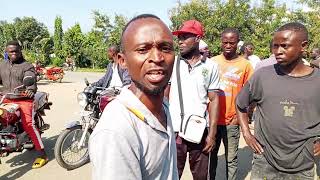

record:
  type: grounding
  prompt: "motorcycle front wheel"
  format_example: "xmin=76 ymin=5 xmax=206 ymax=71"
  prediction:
xmin=54 ymin=126 xmax=92 ymax=170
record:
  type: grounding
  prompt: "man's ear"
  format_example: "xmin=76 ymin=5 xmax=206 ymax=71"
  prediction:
xmin=301 ymin=40 xmax=308 ymax=51
xmin=117 ymin=53 xmax=127 ymax=69
xmin=195 ymin=35 xmax=201 ymax=43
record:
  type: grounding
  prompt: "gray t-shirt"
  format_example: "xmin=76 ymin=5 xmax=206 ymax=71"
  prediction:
xmin=237 ymin=64 xmax=320 ymax=173
xmin=89 ymin=88 xmax=178 ymax=180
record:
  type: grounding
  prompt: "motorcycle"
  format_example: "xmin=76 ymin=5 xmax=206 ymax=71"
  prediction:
xmin=62 ymin=62 xmax=76 ymax=71
xmin=35 ymin=64 xmax=64 ymax=83
xmin=0 ymin=76 xmax=52 ymax=163
xmin=54 ymin=79 xmax=120 ymax=170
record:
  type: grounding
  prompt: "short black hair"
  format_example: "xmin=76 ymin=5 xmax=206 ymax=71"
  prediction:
xmin=6 ymin=40 xmax=21 ymax=48
xmin=221 ymin=28 xmax=240 ymax=40
xmin=276 ymin=22 xmax=308 ymax=41
xmin=120 ymin=14 xmax=160 ymax=52
xmin=109 ymin=45 xmax=120 ymax=53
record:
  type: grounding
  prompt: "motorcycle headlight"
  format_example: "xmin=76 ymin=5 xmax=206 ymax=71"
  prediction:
xmin=77 ymin=93 xmax=88 ymax=108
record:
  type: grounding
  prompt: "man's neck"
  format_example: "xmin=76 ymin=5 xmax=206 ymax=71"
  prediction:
xmin=279 ymin=59 xmax=313 ymax=77
xmin=182 ymin=51 xmax=201 ymax=66
xmin=223 ymin=52 xmax=238 ymax=60
xmin=129 ymin=84 xmax=166 ymax=128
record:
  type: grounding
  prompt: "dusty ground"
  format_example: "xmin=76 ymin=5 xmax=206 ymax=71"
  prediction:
xmin=0 ymin=72 xmax=317 ymax=180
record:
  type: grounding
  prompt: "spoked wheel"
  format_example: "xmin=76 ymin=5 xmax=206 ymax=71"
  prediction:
xmin=53 ymin=73 xmax=63 ymax=83
xmin=54 ymin=126 xmax=91 ymax=170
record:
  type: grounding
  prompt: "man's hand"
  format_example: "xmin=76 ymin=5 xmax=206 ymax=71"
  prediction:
xmin=25 ymin=89 xmax=35 ymax=98
xmin=314 ymin=140 xmax=320 ymax=157
xmin=202 ymin=135 xmax=216 ymax=154
xmin=243 ymin=131 xmax=264 ymax=154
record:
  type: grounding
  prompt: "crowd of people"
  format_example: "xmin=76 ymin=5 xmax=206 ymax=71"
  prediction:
xmin=88 ymin=14 xmax=319 ymax=180
xmin=1 ymin=13 xmax=319 ymax=180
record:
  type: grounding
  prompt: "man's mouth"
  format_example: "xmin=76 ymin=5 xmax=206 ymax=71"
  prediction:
xmin=146 ymin=69 xmax=166 ymax=83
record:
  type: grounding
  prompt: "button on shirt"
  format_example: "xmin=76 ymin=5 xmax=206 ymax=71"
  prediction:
xmin=169 ymin=56 xmax=220 ymax=132
xmin=89 ymin=88 xmax=179 ymax=180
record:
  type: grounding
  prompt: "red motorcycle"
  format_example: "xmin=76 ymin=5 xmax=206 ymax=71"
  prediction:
xmin=0 ymin=76 xmax=52 ymax=163
xmin=35 ymin=64 xmax=64 ymax=83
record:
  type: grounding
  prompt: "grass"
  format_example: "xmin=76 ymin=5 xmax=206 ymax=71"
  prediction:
xmin=76 ymin=68 xmax=105 ymax=73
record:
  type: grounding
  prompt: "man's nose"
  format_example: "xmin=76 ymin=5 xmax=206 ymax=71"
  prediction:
xmin=150 ymin=48 xmax=164 ymax=63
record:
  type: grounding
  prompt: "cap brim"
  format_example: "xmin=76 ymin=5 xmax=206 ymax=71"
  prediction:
xmin=172 ymin=30 xmax=193 ymax=36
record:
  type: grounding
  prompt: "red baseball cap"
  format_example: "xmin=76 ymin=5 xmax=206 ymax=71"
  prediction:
xmin=172 ymin=20 xmax=204 ymax=37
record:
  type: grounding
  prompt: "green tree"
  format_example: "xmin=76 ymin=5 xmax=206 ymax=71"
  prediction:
xmin=0 ymin=21 xmax=16 ymax=51
xmin=82 ymin=31 xmax=108 ymax=68
xmin=107 ymin=14 xmax=127 ymax=47
xmin=53 ymin=16 xmax=64 ymax=59
xmin=13 ymin=17 xmax=49 ymax=50
xmin=63 ymin=23 xmax=85 ymax=67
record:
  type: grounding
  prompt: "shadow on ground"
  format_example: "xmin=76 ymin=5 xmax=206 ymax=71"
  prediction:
xmin=1 ymin=135 xmax=58 ymax=180
xmin=215 ymin=146 xmax=253 ymax=180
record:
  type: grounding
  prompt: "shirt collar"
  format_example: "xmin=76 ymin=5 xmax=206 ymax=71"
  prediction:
xmin=117 ymin=88 xmax=169 ymax=133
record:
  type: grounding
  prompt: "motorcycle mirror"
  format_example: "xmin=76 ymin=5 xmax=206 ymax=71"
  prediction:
xmin=23 ymin=76 xmax=35 ymax=87
xmin=84 ymin=78 xmax=90 ymax=86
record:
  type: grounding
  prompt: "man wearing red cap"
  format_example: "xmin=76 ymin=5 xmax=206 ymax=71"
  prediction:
xmin=166 ymin=20 xmax=220 ymax=180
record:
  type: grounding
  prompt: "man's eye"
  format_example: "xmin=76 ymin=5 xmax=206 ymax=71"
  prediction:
xmin=162 ymin=46 xmax=173 ymax=53
xmin=137 ymin=48 xmax=148 ymax=54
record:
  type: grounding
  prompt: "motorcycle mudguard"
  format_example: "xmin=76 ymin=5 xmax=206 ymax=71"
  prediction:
xmin=64 ymin=121 xmax=81 ymax=129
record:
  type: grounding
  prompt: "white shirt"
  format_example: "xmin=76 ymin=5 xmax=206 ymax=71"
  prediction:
xmin=109 ymin=64 xmax=123 ymax=87
xmin=89 ymin=88 xmax=178 ymax=180
xmin=169 ymin=56 xmax=220 ymax=132
xmin=248 ymin=55 xmax=261 ymax=69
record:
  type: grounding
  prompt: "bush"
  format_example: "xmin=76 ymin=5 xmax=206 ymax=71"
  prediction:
xmin=52 ymin=57 xmax=64 ymax=67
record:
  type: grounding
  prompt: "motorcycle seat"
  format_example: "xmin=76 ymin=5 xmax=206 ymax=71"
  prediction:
xmin=34 ymin=92 xmax=48 ymax=111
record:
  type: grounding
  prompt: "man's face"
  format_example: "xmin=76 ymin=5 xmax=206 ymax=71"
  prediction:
xmin=245 ymin=45 xmax=254 ymax=56
xmin=6 ymin=45 xmax=22 ymax=62
xmin=272 ymin=30 xmax=307 ymax=66
xmin=178 ymin=33 xmax=198 ymax=56
xmin=310 ymin=49 xmax=319 ymax=59
xmin=200 ymin=47 xmax=210 ymax=57
xmin=221 ymin=32 xmax=239 ymax=58
xmin=119 ymin=18 xmax=175 ymax=95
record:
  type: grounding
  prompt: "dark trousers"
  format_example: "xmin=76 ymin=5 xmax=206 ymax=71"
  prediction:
xmin=251 ymin=153 xmax=315 ymax=180
xmin=176 ymin=130 xmax=209 ymax=180
xmin=209 ymin=125 xmax=240 ymax=180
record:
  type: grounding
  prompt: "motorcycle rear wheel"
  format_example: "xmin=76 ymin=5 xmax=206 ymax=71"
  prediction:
xmin=54 ymin=126 xmax=91 ymax=170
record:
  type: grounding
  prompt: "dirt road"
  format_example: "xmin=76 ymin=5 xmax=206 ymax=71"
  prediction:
xmin=0 ymin=72 xmax=317 ymax=180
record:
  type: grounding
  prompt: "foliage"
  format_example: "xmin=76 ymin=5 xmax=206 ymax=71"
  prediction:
xmin=63 ymin=23 xmax=85 ymax=67
xmin=13 ymin=17 xmax=50 ymax=50
xmin=82 ymin=30 xmax=108 ymax=68
xmin=52 ymin=57 xmax=64 ymax=67
xmin=54 ymin=16 xmax=64 ymax=59
xmin=107 ymin=14 xmax=127 ymax=47
xmin=1 ymin=0 xmax=319 ymax=67
xmin=169 ymin=0 xmax=320 ymax=59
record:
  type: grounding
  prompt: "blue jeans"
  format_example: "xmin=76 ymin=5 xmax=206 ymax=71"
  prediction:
xmin=251 ymin=153 xmax=315 ymax=180
xmin=209 ymin=125 xmax=240 ymax=180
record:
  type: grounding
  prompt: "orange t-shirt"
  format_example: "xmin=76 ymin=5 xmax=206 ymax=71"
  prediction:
xmin=212 ymin=54 xmax=254 ymax=125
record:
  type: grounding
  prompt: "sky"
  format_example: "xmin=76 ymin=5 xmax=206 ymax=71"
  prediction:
xmin=0 ymin=0 xmax=188 ymax=34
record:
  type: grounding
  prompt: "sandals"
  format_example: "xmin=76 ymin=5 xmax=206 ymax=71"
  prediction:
xmin=32 ymin=157 xmax=48 ymax=169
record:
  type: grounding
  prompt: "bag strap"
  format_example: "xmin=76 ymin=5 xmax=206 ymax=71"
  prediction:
xmin=176 ymin=55 xmax=185 ymax=132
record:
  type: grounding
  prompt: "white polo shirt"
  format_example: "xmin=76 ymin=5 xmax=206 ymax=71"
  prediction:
xmin=89 ymin=88 xmax=178 ymax=180
xmin=169 ymin=56 xmax=220 ymax=132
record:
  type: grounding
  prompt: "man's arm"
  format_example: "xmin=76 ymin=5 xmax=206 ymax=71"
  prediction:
xmin=24 ymin=64 xmax=37 ymax=92
xmin=92 ymin=64 xmax=112 ymax=87
xmin=203 ymin=90 xmax=219 ymax=153
xmin=236 ymin=82 xmax=263 ymax=154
